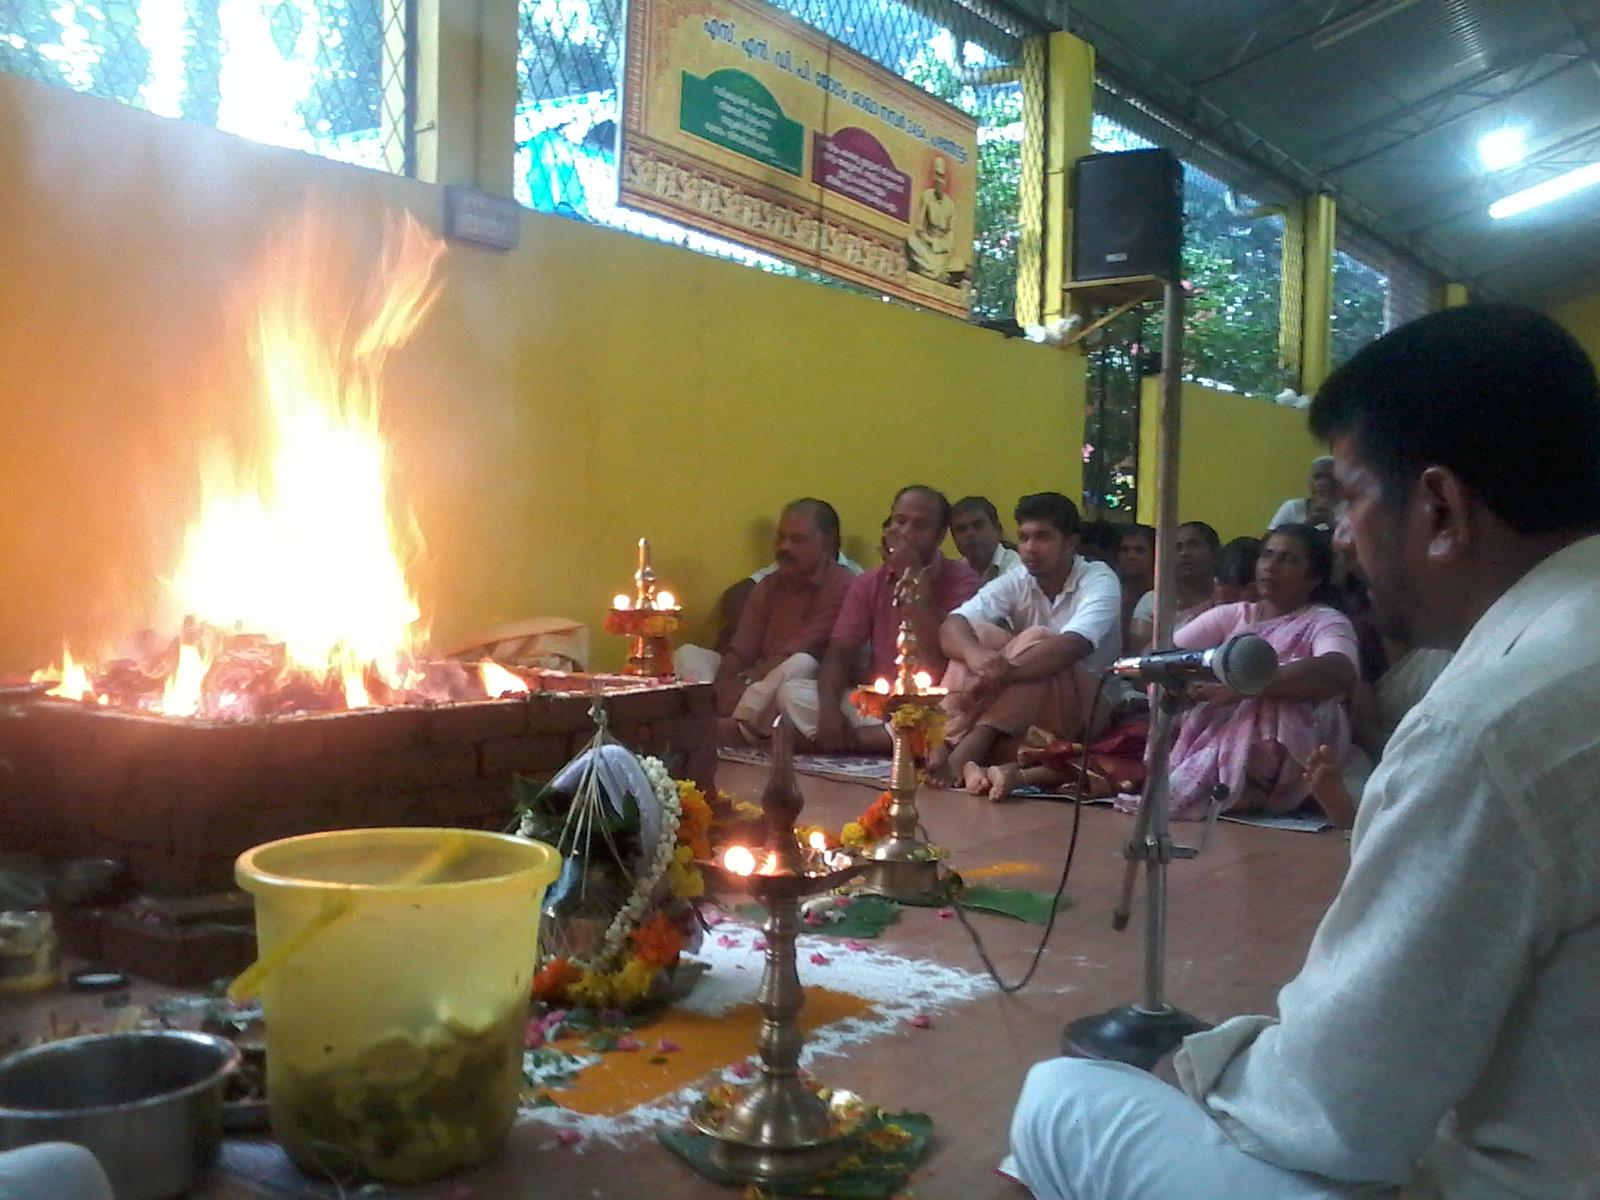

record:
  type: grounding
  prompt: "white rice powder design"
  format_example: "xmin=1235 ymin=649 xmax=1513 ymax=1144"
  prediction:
xmin=519 ymin=923 xmax=990 ymax=1147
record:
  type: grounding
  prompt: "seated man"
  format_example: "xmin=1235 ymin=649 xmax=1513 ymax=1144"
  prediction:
xmin=1006 ymin=303 xmax=1600 ymax=1200
xmin=776 ymin=486 xmax=979 ymax=754
xmin=935 ymin=492 xmax=1121 ymax=792
xmin=950 ymin=495 xmax=1021 ymax=582
xmin=1115 ymin=523 xmax=1156 ymax=644
xmin=1268 ymin=454 xmax=1343 ymax=533
xmin=712 ymin=515 xmax=863 ymax=652
xmin=675 ymin=499 xmax=854 ymax=742
xmin=1126 ymin=520 xmax=1221 ymax=653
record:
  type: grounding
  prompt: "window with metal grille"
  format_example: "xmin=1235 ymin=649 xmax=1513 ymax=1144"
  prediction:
xmin=0 ymin=1 xmax=413 ymax=175
xmin=514 ymin=0 xmax=1041 ymax=322
xmin=1332 ymin=220 xmax=1439 ymax=369
xmin=1082 ymin=105 xmax=1289 ymax=515
xmin=1091 ymin=99 xmax=1289 ymax=400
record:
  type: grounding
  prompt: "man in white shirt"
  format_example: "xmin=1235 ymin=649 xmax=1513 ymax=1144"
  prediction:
xmin=950 ymin=495 xmax=1023 ymax=583
xmin=1004 ymin=303 xmax=1600 ymax=1199
xmin=935 ymin=492 xmax=1121 ymax=792
xmin=1268 ymin=455 xmax=1344 ymax=532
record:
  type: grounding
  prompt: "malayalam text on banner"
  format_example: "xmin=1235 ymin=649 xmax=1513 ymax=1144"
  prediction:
xmin=620 ymin=0 xmax=980 ymax=317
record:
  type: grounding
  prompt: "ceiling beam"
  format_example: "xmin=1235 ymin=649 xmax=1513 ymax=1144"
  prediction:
xmin=1315 ymin=23 xmax=1600 ymax=174
xmin=1471 ymin=207 xmax=1600 ymax=278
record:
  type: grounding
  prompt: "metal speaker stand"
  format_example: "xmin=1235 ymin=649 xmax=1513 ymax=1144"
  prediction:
xmin=1062 ymin=278 xmax=1209 ymax=1072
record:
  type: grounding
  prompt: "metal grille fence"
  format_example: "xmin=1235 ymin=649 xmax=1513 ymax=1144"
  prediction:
xmin=1083 ymin=103 xmax=1291 ymax=515
xmin=514 ymin=0 xmax=1043 ymax=321
xmin=0 ymin=0 xmax=413 ymax=174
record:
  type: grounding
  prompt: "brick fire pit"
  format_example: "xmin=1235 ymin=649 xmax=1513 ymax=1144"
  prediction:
xmin=0 ymin=679 xmax=714 ymax=896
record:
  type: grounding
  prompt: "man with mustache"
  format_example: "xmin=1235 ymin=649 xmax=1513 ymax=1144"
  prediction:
xmin=778 ymin=486 xmax=979 ymax=753
xmin=1003 ymin=304 xmax=1600 ymax=1200
xmin=675 ymin=498 xmax=854 ymax=744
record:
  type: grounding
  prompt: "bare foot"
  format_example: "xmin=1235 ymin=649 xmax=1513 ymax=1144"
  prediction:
xmin=986 ymin=763 xmax=1022 ymax=801
xmin=962 ymin=760 xmax=990 ymax=796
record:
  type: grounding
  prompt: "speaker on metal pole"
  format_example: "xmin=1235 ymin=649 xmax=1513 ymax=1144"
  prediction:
xmin=1071 ymin=148 xmax=1183 ymax=283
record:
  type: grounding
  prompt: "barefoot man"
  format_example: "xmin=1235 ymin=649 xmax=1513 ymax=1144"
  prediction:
xmin=935 ymin=492 xmax=1121 ymax=794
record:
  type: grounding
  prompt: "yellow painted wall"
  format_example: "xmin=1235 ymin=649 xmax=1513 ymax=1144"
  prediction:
xmin=0 ymin=74 xmax=1083 ymax=672
xmin=1551 ymin=290 xmax=1600 ymax=368
xmin=1136 ymin=380 xmax=1323 ymax=541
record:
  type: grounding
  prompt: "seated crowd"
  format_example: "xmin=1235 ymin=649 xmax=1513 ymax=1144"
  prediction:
xmin=683 ymin=464 xmax=1447 ymax=826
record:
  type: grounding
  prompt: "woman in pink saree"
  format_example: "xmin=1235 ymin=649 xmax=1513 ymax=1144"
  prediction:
xmin=1164 ymin=524 xmax=1358 ymax=819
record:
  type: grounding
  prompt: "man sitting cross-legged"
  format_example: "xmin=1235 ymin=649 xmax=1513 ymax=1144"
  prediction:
xmin=934 ymin=492 xmax=1122 ymax=794
xmin=776 ymin=485 xmax=980 ymax=754
xmin=674 ymin=499 xmax=854 ymax=744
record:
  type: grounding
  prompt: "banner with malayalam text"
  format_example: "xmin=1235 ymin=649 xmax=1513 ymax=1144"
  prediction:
xmin=621 ymin=0 xmax=979 ymax=317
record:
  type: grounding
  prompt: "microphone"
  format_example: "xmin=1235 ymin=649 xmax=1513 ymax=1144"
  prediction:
xmin=1110 ymin=634 xmax=1278 ymax=696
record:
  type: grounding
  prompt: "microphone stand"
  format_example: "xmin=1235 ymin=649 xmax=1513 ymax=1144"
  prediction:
xmin=1060 ymin=678 xmax=1209 ymax=1069
xmin=1061 ymin=276 xmax=1208 ymax=1071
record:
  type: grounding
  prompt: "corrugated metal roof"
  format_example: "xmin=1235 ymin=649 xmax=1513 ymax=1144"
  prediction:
xmin=1043 ymin=0 xmax=1600 ymax=304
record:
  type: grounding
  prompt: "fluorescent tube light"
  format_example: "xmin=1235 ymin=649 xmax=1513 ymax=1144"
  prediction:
xmin=1477 ymin=127 xmax=1526 ymax=172
xmin=1489 ymin=162 xmax=1600 ymax=219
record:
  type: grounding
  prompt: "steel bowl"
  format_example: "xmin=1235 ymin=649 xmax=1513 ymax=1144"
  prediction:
xmin=0 ymin=1030 xmax=240 ymax=1200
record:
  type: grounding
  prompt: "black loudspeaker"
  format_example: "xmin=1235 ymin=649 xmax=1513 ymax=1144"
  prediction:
xmin=1071 ymin=148 xmax=1183 ymax=283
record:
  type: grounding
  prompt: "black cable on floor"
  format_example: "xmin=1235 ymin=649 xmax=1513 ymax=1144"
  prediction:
xmin=948 ymin=672 xmax=1115 ymax=995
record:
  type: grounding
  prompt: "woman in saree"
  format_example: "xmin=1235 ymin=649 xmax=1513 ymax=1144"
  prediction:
xmin=1163 ymin=523 xmax=1358 ymax=820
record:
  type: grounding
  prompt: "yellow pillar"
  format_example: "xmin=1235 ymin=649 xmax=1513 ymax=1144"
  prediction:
xmin=1281 ymin=193 xmax=1336 ymax=392
xmin=1017 ymin=31 xmax=1094 ymax=327
xmin=415 ymin=0 xmax=518 ymax=196
xmin=1440 ymin=282 xmax=1470 ymax=308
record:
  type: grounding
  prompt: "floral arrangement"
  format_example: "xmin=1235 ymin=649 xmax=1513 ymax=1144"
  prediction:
xmin=847 ymin=687 xmax=948 ymax=760
xmin=838 ymin=791 xmax=894 ymax=852
xmin=602 ymin=608 xmax=680 ymax=639
xmin=520 ymin=755 xmax=712 ymax=1011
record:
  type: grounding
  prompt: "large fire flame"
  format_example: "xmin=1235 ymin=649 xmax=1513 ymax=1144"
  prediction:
xmin=34 ymin=212 xmax=455 ymax=717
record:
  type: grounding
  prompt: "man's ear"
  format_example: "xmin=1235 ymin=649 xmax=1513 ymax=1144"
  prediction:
xmin=1418 ymin=466 xmax=1473 ymax=565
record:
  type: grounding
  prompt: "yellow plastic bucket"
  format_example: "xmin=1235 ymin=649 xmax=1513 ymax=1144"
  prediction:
xmin=236 ymin=827 xmax=560 ymax=1184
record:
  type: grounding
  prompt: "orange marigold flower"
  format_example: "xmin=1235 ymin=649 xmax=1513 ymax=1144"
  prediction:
xmin=532 ymin=956 xmax=581 ymax=1003
xmin=630 ymin=912 xmax=688 ymax=968
xmin=861 ymin=792 xmax=894 ymax=840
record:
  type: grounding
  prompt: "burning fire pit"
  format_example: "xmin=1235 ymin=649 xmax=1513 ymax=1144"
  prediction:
xmin=0 ymin=678 xmax=713 ymax=897
xmin=2 ymin=213 xmax=713 ymax=899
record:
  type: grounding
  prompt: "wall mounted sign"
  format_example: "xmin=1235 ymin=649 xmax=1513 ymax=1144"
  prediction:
xmin=444 ymin=186 xmax=522 ymax=251
xmin=621 ymin=0 xmax=979 ymax=316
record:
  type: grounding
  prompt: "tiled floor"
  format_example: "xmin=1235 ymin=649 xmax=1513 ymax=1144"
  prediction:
xmin=4 ymin=762 xmax=1349 ymax=1198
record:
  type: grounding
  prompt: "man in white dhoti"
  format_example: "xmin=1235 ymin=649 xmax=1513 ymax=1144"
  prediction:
xmin=1005 ymin=303 xmax=1600 ymax=1199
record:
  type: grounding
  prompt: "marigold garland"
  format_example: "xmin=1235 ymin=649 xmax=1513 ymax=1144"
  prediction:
xmin=524 ymin=755 xmax=709 ymax=1011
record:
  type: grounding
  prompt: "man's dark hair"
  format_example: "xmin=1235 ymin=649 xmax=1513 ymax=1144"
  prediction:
xmin=893 ymin=485 xmax=952 ymax=531
xmin=1120 ymin=523 xmax=1156 ymax=550
xmin=951 ymin=495 xmax=1002 ymax=528
xmin=1078 ymin=519 xmax=1122 ymax=561
xmin=1014 ymin=492 xmax=1082 ymax=537
xmin=1179 ymin=520 xmax=1221 ymax=552
xmin=1216 ymin=536 xmax=1263 ymax=587
xmin=784 ymin=498 xmax=840 ymax=544
xmin=1310 ymin=303 xmax=1600 ymax=534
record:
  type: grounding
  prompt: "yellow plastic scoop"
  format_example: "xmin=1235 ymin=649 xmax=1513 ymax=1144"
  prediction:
xmin=228 ymin=831 xmax=472 ymax=1003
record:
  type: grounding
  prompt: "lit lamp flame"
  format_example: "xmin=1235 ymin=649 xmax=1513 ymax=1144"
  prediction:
xmin=723 ymin=845 xmax=757 ymax=876
xmin=655 ymin=590 xmax=677 ymax=611
xmin=808 ymin=831 xmax=828 ymax=853
xmin=612 ymin=594 xmax=632 ymax=611
xmin=912 ymin=670 xmax=933 ymax=692
xmin=872 ymin=677 xmax=891 ymax=695
xmin=478 ymin=660 xmax=529 ymax=697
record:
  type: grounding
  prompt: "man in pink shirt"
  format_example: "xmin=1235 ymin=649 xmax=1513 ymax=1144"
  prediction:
xmin=777 ymin=486 xmax=980 ymax=753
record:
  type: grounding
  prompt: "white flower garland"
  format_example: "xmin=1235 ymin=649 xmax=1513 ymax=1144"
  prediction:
xmin=561 ymin=754 xmax=681 ymax=976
